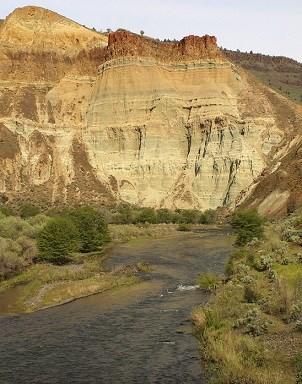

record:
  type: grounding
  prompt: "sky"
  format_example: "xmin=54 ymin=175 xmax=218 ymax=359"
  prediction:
xmin=1 ymin=0 xmax=301 ymax=63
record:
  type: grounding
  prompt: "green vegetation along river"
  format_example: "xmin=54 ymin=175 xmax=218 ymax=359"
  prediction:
xmin=0 ymin=228 xmax=232 ymax=384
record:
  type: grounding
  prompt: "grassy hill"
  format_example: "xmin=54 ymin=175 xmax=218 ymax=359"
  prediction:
xmin=193 ymin=212 xmax=302 ymax=383
xmin=224 ymin=50 xmax=302 ymax=105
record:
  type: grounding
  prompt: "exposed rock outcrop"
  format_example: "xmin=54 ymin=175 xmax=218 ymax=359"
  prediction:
xmin=105 ymin=31 xmax=221 ymax=62
xmin=83 ymin=31 xmax=288 ymax=210
xmin=0 ymin=6 xmax=301 ymax=214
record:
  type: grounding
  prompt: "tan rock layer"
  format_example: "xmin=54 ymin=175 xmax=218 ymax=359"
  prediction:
xmin=0 ymin=6 xmax=301 ymax=215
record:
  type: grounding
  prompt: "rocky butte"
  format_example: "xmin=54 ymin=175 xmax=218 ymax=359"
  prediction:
xmin=0 ymin=6 xmax=302 ymax=215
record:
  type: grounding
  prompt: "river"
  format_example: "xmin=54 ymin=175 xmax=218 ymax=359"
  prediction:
xmin=0 ymin=228 xmax=232 ymax=384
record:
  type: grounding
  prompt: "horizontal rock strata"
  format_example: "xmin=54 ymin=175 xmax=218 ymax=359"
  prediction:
xmin=0 ymin=7 xmax=301 ymax=214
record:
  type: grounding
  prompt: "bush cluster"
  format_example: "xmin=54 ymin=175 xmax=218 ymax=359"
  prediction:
xmin=0 ymin=204 xmax=111 ymax=272
xmin=233 ymin=308 xmax=270 ymax=336
xmin=112 ymin=204 xmax=218 ymax=225
xmin=0 ymin=212 xmax=47 ymax=278
xmin=196 ymin=271 xmax=222 ymax=292
xmin=176 ymin=223 xmax=191 ymax=232
xmin=244 ymin=284 xmax=262 ymax=303
xmin=0 ymin=202 xmax=220 ymax=272
xmin=231 ymin=209 xmax=265 ymax=246
xmin=194 ymin=212 xmax=302 ymax=383
xmin=37 ymin=206 xmax=110 ymax=264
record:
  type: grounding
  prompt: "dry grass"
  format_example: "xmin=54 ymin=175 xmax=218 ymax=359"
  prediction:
xmin=31 ymin=273 xmax=138 ymax=311
xmin=193 ymin=307 xmax=289 ymax=383
xmin=0 ymin=223 xmax=176 ymax=314
xmin=224 ymin=50 xmax=302 ymax=105
xmin=0 ymin=253 xmax=139 ymax=313
xmin=109 ymin=223 xmax=177 ymax=242
xmin=193 ymin=219 xmax=302 ymax=383
xmin=193 ymin=306 xmax=296 ymax=383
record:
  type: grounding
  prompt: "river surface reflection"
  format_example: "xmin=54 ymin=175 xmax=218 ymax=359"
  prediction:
xmin=0 ymin=229 xmax=232 ymax=384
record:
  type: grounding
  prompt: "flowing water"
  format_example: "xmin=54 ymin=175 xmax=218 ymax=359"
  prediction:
xmin=0 ymin=228 xmax=232 ymax=384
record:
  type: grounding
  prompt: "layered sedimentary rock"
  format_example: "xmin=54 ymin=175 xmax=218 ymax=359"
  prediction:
xmin=0 ymin=6 xmax=301 ymax=213
xmin=83 ymin=32 xmax=288 ymax=210
xmin=0 ymin=7 xmax=113 ymax=207
xmin=238 ymin=96 xmax=302 ymax=216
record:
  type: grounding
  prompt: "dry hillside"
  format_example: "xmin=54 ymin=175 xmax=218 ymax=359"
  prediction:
xmin=224 ymin=50 xmax=302 ymax=105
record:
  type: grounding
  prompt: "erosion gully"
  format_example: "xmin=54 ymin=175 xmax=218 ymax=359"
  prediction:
xmin=0 ymin=228 xmax=232 ymax=384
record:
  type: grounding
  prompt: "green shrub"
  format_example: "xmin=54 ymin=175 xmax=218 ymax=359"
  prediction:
xmin=135 ymin=207 xmax=157 ymax=224
xmin=203 ymin=308 xmax=224 ymax=330
xmin=0 ymin=216 xmax=35 ymax=239
xmin=225 ymin=248 xmax=248 ymax=276
xmin=0 ymin=205 xmax=15 ymax=216
xmin=117 ymin=204 xmax=135 ymax=224
xmin=290 ymin=216 xmax=302 ymax=230
xmin=233 ymin=308 xmax=269 ymax=336
xmin=283 ymin=230 xmax=302 ymax=245
xmin=174 ymin=209 xmax=200 ymax=224
xmin=69 ymin=206 xmax=110 ymax=252
xmin=37 ymin=217 xmax=80 ymax=264
xmin=0 ymin=250 xmax=25 ymax=277
xmin=25 ymin=214 xmax=50 ymax=238
xmin=199 ymin=209 xmax=217 ymax=224
xmin=26 ymin=213 xmax=49 ymax=227
xmin=156 ymin=208 xmax=173 ymax=223
xmin=0 ymin=216 xmax=41 ymax=277
xmin=176 ymin=223 xmax=191 ymax=231
xmin=244 ymin=284 xmax=261 ymax=303
xmin=16 ymin=236 xmax=38 ymax=262
xmin=231 ymin=209 xmax=265 ymax=246
xmin=196 ymin=271 xmax=222 ymax=291
xmin=292 ymin=351 xmax=302 ymax=383
xmin=252 ymin=255 xmax=273 ymax=271
xmin=20 ymin=204 xmax=40 ymax=219
xmin=0 ymin=236 xmax=36 ymax=278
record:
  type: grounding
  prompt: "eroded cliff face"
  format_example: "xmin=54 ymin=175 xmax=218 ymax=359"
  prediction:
xmin=237 ymin=96 xmax=302 ymax=217
xmin=84 ymin=31 xmax=286 ymax=209
xmin=0 ymin=6 xmax=301 ymax=213
xmin=0 ymin=6 xmax=115 ymax=207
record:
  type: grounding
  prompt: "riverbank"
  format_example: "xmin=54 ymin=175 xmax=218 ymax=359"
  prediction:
xmin=0 ymin=227 xmax=233 ymax=383
xmin=0 ymin=258 xmax=139 ymax=314
xmin=192 ymin=218 xmax=302 ymax=383
xmin=0 ymin=223 xmax=183 ymax=315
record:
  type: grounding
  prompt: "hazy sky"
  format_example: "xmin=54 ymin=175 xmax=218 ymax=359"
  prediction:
xmin=1 ymin=0 xmax=301 ymax=63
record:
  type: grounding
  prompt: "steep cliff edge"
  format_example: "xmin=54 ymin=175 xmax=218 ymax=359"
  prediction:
xmin=84 ymin=31 xmax=294 ymax=210
xmin=0 ymin=7 xmax=114 ymax=207
xmin=105 ymin=32 xmax=221 ymax=61
xmin=0 ymin=7 xmax=301 ymax=214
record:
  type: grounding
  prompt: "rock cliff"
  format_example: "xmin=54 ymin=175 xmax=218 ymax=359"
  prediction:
xmin=0 ymin=6 xmax=301 ymax=214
